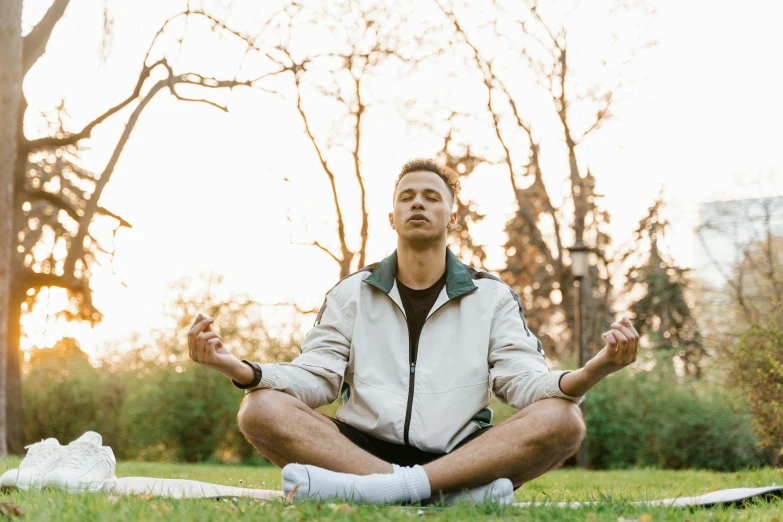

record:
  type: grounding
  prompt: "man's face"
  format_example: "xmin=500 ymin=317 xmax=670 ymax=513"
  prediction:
xmin=389 ymin=170 xmax=457 ymax=246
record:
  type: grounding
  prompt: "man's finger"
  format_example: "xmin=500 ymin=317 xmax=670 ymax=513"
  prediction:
xmin=188 ymin=314 xmax=205 ymax=359
xmin=190 ymin=317 xmax=214 ymax=336
xmin=603 ymin=331 xmax=618 ymax=352
xmin=619 ymin=317 xmax=640 ymax=363
xmin=204 ymin=316 xmax=216 ymax=333
xmin=205 ymin=338 xmax=222 ymax=360
xmin=197 ymin=332 xmax=222 ymax=343
xmin=611 ymin=326 xmax=628 ymax=359
xmin=620 ymin=316 xmax=636 ymax=333
xmin=613 ymin=324 xmax=636 ymax=347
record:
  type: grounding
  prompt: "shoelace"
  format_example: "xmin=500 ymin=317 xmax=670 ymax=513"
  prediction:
xmin=20 ymin=441 xmax=60 ymax=468
xmin=58 ymin=442 xmax=98 ymax=470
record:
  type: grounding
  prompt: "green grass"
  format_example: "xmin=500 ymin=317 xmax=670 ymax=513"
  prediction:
xmin=1 ymin=458 xmax=781 ymax=521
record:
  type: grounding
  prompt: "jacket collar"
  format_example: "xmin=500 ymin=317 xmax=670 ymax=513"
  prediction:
xmin=364 ymin=248 xmax=477 ymax=300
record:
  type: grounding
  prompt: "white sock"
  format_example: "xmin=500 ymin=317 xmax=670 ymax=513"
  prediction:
xmin=393 ymin=464 xmax=513 ymax=505
xmin=437 ymin=478 xmax=515 ymax=505
xmin=282 ymin=463 xmax=431 ymax=504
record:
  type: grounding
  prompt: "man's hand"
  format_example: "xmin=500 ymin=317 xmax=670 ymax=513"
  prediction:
xmin=586 ymin=316 xmax=640 ymax=378
xmin=188 ymin=313 xmax=255 ymax=385
xmin=559 ymin=316 xmax=640 ymax=397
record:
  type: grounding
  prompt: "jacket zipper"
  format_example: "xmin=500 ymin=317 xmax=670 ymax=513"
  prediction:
xmin=402 ymin=287 xmax=478 ymax=446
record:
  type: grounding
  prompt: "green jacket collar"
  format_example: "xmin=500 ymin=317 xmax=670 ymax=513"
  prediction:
xmin=364 ymin=249 xmax=477 ymax=300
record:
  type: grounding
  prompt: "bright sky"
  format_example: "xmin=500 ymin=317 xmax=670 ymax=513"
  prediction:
xmin=18 ymin=0 xmax=783 ymax=356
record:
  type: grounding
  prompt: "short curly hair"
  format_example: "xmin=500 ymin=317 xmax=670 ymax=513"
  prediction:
xmin=394 ymin=158 xmax=461 ymax=205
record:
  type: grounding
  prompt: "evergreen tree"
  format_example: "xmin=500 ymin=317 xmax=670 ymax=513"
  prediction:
xmin=623 ymin=197 xmax=704 ymax=376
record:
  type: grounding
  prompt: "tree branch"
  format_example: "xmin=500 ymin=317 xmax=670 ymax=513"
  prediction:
xmin=289 ymin=59 xmax=351 ymax=269
xmin=97 ymin=206 xmax=131 ymax=228
xmin=22 ymin=59 xmax=166 ymax=151
xmin=351 ymin=72 xmax=369 ymax=269
xmin=291 ymin=239 xmax=342 ymax=265
xmin=21 ymin=270 xmax=82 ymax=292
xmin=22 ymin=0 xmax=71 ymax=75
xmin=62 ymin=78 xmax=168 ymax=277
xmin=25 ymin=189 xmax=81 ymax=221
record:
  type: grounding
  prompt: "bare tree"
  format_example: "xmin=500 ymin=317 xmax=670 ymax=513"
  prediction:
xmin=697 ymin=196 xmax=783 ymax=323
xmin=0 ymin=0 xmax=24 ymax=457
xmin=435 ymin=0 xmax=652 ymax=356
xmin=4 ymin=3 xmax=297 ymax=452
xmin=275 ymin=1 xmax=426 ymax=278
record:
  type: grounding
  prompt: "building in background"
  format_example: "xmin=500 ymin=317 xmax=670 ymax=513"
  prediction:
xmin=695 ymin=196 xmax=783 ymax=287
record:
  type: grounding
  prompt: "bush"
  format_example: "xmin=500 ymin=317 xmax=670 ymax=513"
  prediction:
xmin=121 ymin=363 xmax=248 ymax=463
xmin=585 ymin=363 xmax=766 ymax=471
xmin=22 ymin=339 xmax=259 ymax=463
xmin=23 ymin=338 xmax=119 ymax=446
xmin=727 ymin=310 xmax=783 ymax=460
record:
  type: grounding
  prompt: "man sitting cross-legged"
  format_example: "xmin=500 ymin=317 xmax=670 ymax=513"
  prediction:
xmin=187 ymin=158 xmax=640 ymax=505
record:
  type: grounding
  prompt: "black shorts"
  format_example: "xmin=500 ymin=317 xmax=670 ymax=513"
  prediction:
xmin=327 ymin=416 xmax=491 ymax=467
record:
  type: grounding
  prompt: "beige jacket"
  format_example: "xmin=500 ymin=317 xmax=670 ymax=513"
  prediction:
xmin=241 ymin=249 xmax=581 ymax=453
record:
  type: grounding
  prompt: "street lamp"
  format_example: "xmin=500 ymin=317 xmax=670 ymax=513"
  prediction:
xmin=568 ymin=241 xmax=589 ymax=469
xmin=569 ymin=241 xmax=589 ymax=280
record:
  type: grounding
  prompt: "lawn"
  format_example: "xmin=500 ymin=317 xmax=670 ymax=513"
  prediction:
xmin=1 ymin=458 xmax=781 ymax=521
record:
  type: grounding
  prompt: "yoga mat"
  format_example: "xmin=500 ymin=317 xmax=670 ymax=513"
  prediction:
xmin=513 ymin=485 xmax=783 ymax=508
xmin=104 ymin=477 xmax=284 ymax=500
xmin=105 ymin=478 xmax=782 ymax=507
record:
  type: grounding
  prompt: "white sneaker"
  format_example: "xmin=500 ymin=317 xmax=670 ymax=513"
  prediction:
xmin=0 ymin=438 xmax=67 ymax=490
xmin=43 ymin=432 xmax=116 ymax=493
xmin=72 ymin=431 xmax=103 ymax=447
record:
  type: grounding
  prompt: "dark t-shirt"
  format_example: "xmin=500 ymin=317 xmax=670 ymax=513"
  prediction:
xmin=396 ymin=271 xmax=447 ymax=359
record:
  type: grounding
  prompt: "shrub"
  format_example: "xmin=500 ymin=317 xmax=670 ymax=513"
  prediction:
xmin=726 ymin=310 xmax=783 ymax=461
xmin=585 ymin=363 xmax=765 ymax=471
xmin=121 ymin=363 xmax=247 ymax=462
xmin=23 ymin=338 xmax=122 ymax=447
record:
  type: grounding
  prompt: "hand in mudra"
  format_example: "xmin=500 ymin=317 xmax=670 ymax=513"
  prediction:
xmin=188 ymin=312 xmax=236 ymax=372
xmin=587 ymin=316 xmax=640 ymax=377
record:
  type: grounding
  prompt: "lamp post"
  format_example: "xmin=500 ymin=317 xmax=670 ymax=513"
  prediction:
xmin=568 ymin=241 xmax=589 ymax=469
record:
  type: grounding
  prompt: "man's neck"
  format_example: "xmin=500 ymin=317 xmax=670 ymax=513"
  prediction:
xmin=396 ymin=240 xmax=447 ymax=290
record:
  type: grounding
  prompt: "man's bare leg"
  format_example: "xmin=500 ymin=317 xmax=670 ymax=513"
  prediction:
xmin=424 ymin=398 xmax=585 ymax=492
xmin=239 ymin=391 xmax=582 ymax=501
xmin=237 ymin=389 xmax=392 ymax=475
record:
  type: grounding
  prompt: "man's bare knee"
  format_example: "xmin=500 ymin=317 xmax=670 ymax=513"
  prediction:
xmin=525 ymin=398 xmax=585 ymax=452
xmin=237 ymin=389 xmax=298 ymax=440
xmin=237 ymin=389 xmax=337 ymax=443
xmin=546 ymin=399 xmax=586 ymax=452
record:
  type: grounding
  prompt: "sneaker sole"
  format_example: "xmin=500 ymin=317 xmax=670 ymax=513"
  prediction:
xmin=45 ymin=475 xmax=117 ymax=494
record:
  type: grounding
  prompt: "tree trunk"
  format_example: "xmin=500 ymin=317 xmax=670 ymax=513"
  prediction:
xmin=5 ymin=284 xmax=25 ymax=454
xmin=0 ymin=0 xmax=24 ymax=457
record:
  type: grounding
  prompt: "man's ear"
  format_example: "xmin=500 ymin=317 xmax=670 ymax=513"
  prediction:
xmin=448 ymin=211 xmax=457 ymax=231
xmin=389 ymin=212 xmax=395 ymax=230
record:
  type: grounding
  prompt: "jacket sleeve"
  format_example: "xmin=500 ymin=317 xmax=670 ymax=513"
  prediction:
xmin=238 ymin=286 xmax=352 ymax=409
xmin=488 ymin=290 xmax=582 ymax=409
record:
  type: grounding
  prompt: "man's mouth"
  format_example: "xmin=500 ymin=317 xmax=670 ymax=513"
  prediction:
xmin=408 ymin=214 xmax=428 ymax=223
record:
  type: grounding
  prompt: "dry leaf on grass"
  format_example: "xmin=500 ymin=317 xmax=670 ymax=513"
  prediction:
xmin=617 ymin=515 xmax=651 ymax=522
xmin=106 ymin=495 xmax=120 ymax=504
xmin=286 ymin=484 xmax=300 ymax=502
xmin=135 ymin=494 xmax=155 ymax=500
xmin=327 ymin=503 xmax=355 ymax=513
xmin=0 ymin=502 xmax=23 ymax=518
